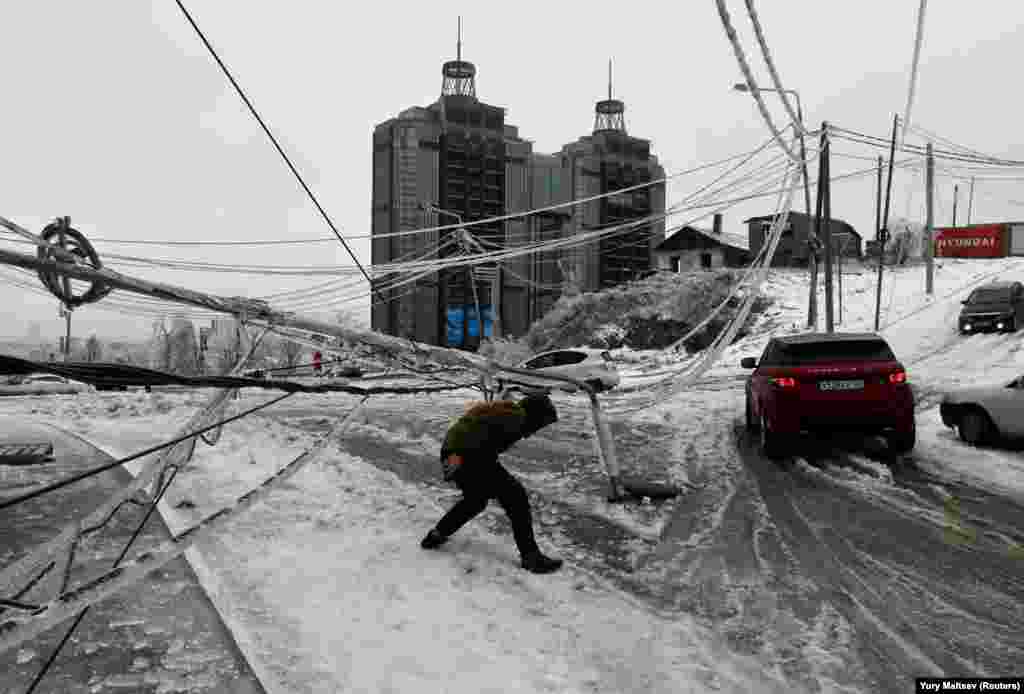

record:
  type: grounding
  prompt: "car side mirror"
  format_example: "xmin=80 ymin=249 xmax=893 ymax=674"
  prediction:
xmin=740 ymin=357 xmax=757 ymax=369
xmin=960 ymin=300 xmax=969 ymax=305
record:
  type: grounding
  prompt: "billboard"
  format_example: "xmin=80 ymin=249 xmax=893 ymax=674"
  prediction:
xmin=446 ymin=306 xmax=465 ymax=347
xmin=446 ymin=305 xmax=494 ymax=346
xmin=934 ymin=224 xmax=1006 ymax=258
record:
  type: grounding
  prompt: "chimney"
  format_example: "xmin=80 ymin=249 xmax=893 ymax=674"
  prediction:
xmin=712 ymin=213 xmax=723 ymax=235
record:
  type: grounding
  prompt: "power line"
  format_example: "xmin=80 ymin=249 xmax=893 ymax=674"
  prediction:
xmin=715 ymin=0 xmax=800 ymax=161
xmin=172 ymin=0 xmax=383 ymax=306
xmin=900 ymin=0 xmax=928 ymax=149
xmin=84 ymin=147 xmax=769 ymax=248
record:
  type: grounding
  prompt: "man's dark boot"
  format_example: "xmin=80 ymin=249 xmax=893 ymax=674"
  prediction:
xmin=420 ymin=528 xmax=448 ymax=550
xmin=521 ymin=551 xmax=563 ymax=574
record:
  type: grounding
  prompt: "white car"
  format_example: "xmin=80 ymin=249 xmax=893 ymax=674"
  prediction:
xmin=496 ymin=348 xmax=620 ymax=395
xmin=23 ymin=373 xmax=70 ymax=385
xmin=21 ymin=373 xmax=93 ymax=393
xmin=939 ymin=375 xmax=1024 ymax=445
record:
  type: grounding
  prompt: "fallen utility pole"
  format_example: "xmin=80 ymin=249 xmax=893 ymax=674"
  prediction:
xmin=874 ymin=114 xmax=899 ymax=332
xmin=925 ymin=142 xmax=935 ymax=295
xmin=0 ymin=217 xmax=483 ymax=373
xmin=0 ymin=215 xmax=653 ymax=501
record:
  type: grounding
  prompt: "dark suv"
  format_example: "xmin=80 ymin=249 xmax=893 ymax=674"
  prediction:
xmin=958 ymin=281 xmax=1024 ymax=334
xmin=741 ymin=332 xmax=915 ymax=458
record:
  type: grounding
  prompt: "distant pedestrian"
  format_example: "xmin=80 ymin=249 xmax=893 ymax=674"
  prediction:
xmin=313 ymin=350 xmax=322 ymax=376
xmin=421 ymin=394 xmax=563 ymax=574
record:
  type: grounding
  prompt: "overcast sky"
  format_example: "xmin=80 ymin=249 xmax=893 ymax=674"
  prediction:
xmin=2 ymin=1 xmax=1023 ymax=342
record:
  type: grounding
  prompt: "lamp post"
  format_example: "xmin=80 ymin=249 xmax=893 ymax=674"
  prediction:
xmin=423 ymin=203 xmax=483 ymax=349
xmin=733 ymin=84 xmax=817 ymax=327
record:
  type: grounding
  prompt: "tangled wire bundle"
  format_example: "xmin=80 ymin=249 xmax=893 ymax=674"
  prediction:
xmin=35 ymin=217 xmax=111 ymax=308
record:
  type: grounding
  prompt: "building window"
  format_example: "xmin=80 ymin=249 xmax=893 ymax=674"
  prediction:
xmin=671 ymin=257 xmax=681 ymax=273
xmin=701 ymin=252 xmax=712 ymax=270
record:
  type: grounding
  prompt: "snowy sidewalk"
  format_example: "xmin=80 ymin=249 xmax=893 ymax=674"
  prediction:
xmin=0 ymin=416 xmax=265 ymax=694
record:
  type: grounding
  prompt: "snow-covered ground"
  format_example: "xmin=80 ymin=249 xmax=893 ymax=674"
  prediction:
xmin=613 ymin=257 xmax=1024 ymax=501
xmin=3 ymin=256 xmax=1024 ymax=692
xmin=0 ymin=390 xmax=787 ymax=693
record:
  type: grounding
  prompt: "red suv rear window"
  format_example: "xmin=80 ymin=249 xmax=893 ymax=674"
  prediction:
xmin=766 ymin=339 xmax=896 ymax=366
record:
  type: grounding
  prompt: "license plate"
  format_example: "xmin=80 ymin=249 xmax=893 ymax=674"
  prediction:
xmin=818 ymin=379 xmax=864 ymax=391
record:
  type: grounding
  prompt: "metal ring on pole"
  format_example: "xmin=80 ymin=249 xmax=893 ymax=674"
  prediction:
xmin=36 ymin=217 xmax=112 ymax=308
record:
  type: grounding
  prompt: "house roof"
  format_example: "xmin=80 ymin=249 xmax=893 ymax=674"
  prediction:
xmin=743 ymin=211 xmax=861 ymax=239
xmin=654 ymin=226 xmax=750 ymax=253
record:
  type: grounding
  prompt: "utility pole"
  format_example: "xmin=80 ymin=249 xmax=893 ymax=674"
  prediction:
xmin=64 ymin=309 xmax=72 ymax=362
xmin=812 ymin=130 xmax=827 ymax=332
xmin=874 ymin=114 xmax=899 ymax=332
xmin=821 ymin=124 xmax=835 ymax=332
xmin=876 ymin=156 xmax=883 ymax=243
xmin=458 ymin=228 xmax=485 ymax=348
xmin=58 ymin=304 xmax=72 ymax=362
xmin=925 ymin=142 xmax=935 ymax=295
xmin=794 ymin=98 xmax=816 ymax=330
xmin=967 ymin=177 xmax=975 ymax=225
xmin=837 ymin=236 xmax=844 ymax=325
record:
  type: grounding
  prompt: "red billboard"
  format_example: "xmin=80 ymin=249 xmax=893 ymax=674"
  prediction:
xmin=934 ymin=224 xmax=1006 ymax=258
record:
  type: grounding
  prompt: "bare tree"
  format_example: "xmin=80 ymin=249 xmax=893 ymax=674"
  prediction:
xmin=168 ymin=318 xmax=199 ymax=375
xmin=85 ymin=334 xmax=102 ymax=362
xmin=279 ymin=337 xmax=304 ymax=370
xmin=149 ymin=320 xmax=172 ymax=370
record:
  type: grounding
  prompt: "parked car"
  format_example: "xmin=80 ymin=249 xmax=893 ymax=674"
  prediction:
xmin=741 ymin=332 xmax=915 ymax=458
xmin=20 ymin=373 xmax=93 ymax=393
xmin=958 ymin=281 xmax=1024 ymax=334
xmin=23 ymin=373 xmax=71 ymax=385
xmin=326 ymin=365 xmax=363 ymax=378
xmin=496 ymin=348 xmax=620 ymax=395
xmin=939 ymin=375 xmax=1024 ymax=445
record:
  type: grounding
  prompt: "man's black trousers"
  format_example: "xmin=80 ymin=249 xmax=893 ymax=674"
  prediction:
xmin=436 ymin=462 xmax=540 ymax=557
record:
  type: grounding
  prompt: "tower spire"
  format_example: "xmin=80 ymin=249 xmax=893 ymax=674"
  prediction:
xmin=594 ymin=59 xmax=626 ymax=134
xmin=441 ymin=16 xmax=476 ymax=99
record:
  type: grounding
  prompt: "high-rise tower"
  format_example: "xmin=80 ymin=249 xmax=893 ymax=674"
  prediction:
xmin=558 ymin=62 xmax=665 ymax=291
xmin=370 ymin=20 xmax=534 ymax=347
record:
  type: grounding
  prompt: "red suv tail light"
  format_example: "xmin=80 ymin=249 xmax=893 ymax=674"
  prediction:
xmin=772 ymin=377 xmax=797 ymax=388
xmin=889 ymin=370 xmax=907 ymax=385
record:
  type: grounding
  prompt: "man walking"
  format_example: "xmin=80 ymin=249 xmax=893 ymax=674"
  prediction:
xmin=421 ymin=394 xmax=563 ymax=574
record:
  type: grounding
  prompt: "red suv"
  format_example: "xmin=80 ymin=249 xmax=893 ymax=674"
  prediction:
xmin=741 ymin=332 xmax=915 ymax=458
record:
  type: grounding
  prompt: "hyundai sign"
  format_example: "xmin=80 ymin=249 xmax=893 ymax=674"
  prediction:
xmin=934 ymin=224 xmax=1006 ymax=258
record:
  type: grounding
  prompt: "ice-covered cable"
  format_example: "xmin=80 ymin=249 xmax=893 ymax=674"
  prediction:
xmin=716 ymin=0 xmax=799 ymax=162
xmin=743 ymin=0 xmax=803 ymax=134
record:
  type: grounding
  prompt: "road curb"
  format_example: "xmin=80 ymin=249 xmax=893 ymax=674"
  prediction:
xmin=29 ymin=420 xmax=275 ymax=694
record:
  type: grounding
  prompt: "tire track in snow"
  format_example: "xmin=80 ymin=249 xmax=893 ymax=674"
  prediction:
xmin=736 ymin=432 xmax=1024 ymax=690
xmin=631 ymin=396 xmax=873 ymax=694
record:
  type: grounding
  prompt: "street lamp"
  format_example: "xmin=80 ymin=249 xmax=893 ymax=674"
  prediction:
xmin=732 ymin=83 xmax=818 ymax=328
xmin=421 ymin=202 xmax=484 ymax=350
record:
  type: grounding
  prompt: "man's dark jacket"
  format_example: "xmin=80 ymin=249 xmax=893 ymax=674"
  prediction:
xmin=439 ymin=395 xmax=557 ymax=482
